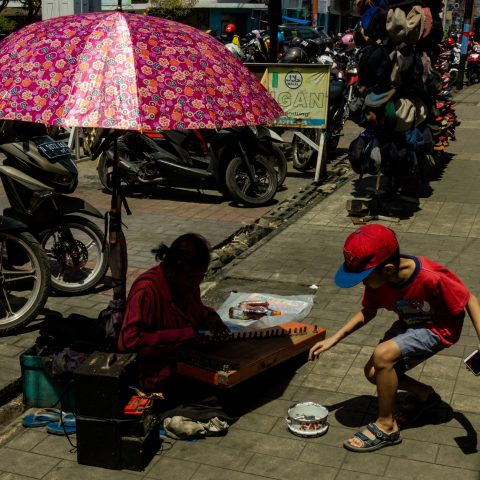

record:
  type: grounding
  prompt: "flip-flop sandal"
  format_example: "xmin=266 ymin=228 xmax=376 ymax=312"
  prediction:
xmin=22 ymin=408 xmax=65 ymax=428
xmin=45 ymin=415 xmax=76 ymax=435
xmin=396 ymin=392 xmax=441 ymax=427
xmin=343 ymin=423 xmax=401 ymax=452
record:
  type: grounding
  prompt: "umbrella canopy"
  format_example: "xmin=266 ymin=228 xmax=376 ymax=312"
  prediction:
xmin=0 ymin=11 xmax=283 ymax=131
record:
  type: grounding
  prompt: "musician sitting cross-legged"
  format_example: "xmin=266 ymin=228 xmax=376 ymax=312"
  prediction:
xmin=118 ymin=233 xmax=229 ymax=394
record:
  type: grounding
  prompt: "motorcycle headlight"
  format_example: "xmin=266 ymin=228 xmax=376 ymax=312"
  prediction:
xmin=51 ymin=174 xmax=77 ymax=193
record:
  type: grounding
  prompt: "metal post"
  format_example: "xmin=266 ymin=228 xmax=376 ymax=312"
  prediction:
xmin=456 ymin=0 xmax=475 ymax=90
xmin=312 ymin=0 xmax=318 ymax=27
xmin=268 ymin=0 xmax=281 ymax=62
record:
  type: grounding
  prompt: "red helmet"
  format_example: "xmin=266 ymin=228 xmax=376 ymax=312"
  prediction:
xmin=445 ymin=37 xmax=455 ymax=47
xmin=225 ymin=23 xmax=236 ymax=34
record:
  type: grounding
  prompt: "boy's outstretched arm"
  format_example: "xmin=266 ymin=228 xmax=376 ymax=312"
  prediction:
xmin=466 ymin=294 xmax=480 ymax=349
xmin=308 ymin=307 xmax=377 ymax=360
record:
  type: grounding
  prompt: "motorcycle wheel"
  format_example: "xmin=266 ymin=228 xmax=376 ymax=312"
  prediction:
xmin=0 ymin=231 xmax=50 ymax=334
xmin=326 ymin=130 xmax=341 ymax=157
xmin=225 ymin=156 xmax=278 ymax=206
xmin=39 ymin=215 xmax=109 ymax=295
xmin=97 ymin=153 xmax=115 ymax=193
xmin=449 ymin=70 xmax=458 ymax=87
xmin=291 ymin=129 xmax=319 ymax=172
xmin=97 ymin=152 xmax=134 ymax=193
xmin=263 ymin=144 xmax=287 ymax=186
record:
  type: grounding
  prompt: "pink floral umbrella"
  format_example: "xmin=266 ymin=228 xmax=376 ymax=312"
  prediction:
xmin=0 ymin=11 xmax=282 ymax=130
xmin=0 ymin=11 xmax=283 ymax=307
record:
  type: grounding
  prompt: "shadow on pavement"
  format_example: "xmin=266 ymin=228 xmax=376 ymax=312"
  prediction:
xmin=347 ymin=153 xmax=454 ymax=220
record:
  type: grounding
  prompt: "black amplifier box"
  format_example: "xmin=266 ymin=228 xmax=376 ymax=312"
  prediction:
xmin=73 ymin=351 xmax=137 ymax=419
xmin=121 ymin=428 xmax=161 ymax=471
xmin=76 ymin=414 xmax=160 ymax=471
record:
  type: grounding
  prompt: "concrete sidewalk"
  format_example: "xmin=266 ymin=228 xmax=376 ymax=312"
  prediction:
xmin=0 ymin=84 xmax=480 ymax=479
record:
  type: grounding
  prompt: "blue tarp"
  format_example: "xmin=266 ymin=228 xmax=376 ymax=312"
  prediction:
xmin=281 ymin=16 xmax=311 ymax=25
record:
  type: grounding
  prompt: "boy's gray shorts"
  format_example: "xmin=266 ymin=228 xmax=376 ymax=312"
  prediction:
xmin=382 ymin=320 xmax=445 ymax=374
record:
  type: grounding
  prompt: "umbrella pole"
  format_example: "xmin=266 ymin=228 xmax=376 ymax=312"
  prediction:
xmin=109 ymin=135 xmax=128 ymax=302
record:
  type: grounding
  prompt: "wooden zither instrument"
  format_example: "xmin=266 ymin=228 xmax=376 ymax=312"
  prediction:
xmin=173 ymin=322 xmax=326 ymax=388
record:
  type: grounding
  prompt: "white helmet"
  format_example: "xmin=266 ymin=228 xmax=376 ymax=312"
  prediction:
xmin=225 ymin=43 xmax=244 ymax=59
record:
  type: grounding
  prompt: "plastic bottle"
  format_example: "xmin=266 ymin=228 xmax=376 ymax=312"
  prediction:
xmin=228 ymin=306 xmax=282 ymax=320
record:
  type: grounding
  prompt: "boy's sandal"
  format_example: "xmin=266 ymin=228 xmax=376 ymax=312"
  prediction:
xmin=22 ymin=408 xmax=64 ymax=428
xmin=396 ymin=392 xmax=441 ymax=427
xmin=343 ymin=423 xmax=402 ymax=452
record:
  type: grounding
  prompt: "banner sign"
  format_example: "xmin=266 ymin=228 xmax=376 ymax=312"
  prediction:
xmin=249 ymin=63 xmax=330 ymax=128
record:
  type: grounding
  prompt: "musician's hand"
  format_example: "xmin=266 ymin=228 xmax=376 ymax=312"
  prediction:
xmin=203 ymin=311 xmax=230 ymax=337
xmin=308 ymin=336 xmax=336 ymax=361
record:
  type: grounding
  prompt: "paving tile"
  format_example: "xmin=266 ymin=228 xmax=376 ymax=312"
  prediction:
xmin=451 ymin=393 xmax=480 ymax=413
xmin=217 ymin=429 xmax=305 ymax=459
xmin=382 ymin=437 xmax=439 ymax=462
xmin=436 ymin=444 xmax=480 ymax=471
xmin=5 ymin=429 xmax=45 ymax=452
xmin=0 ymin=473 xmax=37 ymax=480
xmin=302 ymin=372 xmax=344 ymax=392
xmin=244 ymin=452 xmax=338 ymax=480
xmin=334 ymin=471 xmax=385 ymax=480
xmin=341 ymin=450 xmax=390 ymax=476
xmin=164 ymin=439 xmax=254 ymax=470
xmin=42 ymin=459 xmax=139 ymax=479
xmin=0 ymin=448 xmax=60 ymax=479
xmin=298 ymin=442 xmax=347 ymax=468
xmin=190 ymin=465 xmax=263 ymax=480
xmin=147 ymin=456 xmax=198 ymax=480
xmin=384 ymin=457 xmax=479 ymax=480
xmin=230 ymin=413 xmax=277 ymax=434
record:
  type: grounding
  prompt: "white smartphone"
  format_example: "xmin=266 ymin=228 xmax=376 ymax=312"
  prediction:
xmin=464 ymin=349 xmax=480 ymax=375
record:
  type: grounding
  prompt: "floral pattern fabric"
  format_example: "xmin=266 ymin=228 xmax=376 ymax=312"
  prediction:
xmin=0 ymin=12 xmax=283 ymax=131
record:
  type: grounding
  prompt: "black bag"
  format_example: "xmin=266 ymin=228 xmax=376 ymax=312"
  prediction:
xmin=348 ymin=133 xmax=381 ymax=175
xmin=380 ymin=139 xmax=418 ymax=176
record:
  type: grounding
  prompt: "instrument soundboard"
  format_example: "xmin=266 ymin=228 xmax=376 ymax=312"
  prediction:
xmin=173 ymin=322 xmax=326 ymax=388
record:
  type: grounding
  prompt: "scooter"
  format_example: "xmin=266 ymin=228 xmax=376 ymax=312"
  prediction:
xmin=92 ymin=126 xmax=285 ymax=207
xmin=0 ymin=214 xmax=51 ymax=334
xmin=0 ymin=121 xmax=109 ymax=295
xmin=466 ymin=42 xmax=480 ymax=85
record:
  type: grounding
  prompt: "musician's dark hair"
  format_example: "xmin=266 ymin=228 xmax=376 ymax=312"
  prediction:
xmin=152 ymin=233 xmax=211 ymax=271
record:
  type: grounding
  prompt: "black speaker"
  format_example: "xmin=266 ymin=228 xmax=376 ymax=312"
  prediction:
xmin=76 ymin=416 xmax=123 ymax=470
xmin=76 ymin=414 xmax=160 ymax=470
xmin=121 ymin=428 xmax=161 ymax=471
xmin=73 ymin=351 xmax=137 ymax=418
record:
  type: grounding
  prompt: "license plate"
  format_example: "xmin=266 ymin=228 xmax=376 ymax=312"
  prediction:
xmin=38 ymin=141 xmax=72 ymax=160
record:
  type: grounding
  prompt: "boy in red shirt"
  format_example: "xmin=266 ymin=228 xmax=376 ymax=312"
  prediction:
xmin=309 ymin=224 xmax=480 ymax=452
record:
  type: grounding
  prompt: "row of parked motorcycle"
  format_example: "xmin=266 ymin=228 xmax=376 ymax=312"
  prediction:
xmin=0 ymin=117 xmax=292 ymax=334
xmin=442 ymin=33 xmax=480 ymax=87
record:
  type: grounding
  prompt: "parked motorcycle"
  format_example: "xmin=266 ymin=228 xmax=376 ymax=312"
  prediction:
xmin=466 ymin=42 xmax=480 ymax=85
xmin=92 ymin=126 xmax=286 ymax=207
xmin=0 ymin=215 xmax=50 ymax=334
xmin=0 ymin=121 xmax=109 ymax=295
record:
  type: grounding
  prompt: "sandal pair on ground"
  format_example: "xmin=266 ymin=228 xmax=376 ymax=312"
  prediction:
xmin=344 ymin=391 xmax=442 ymax=453
xmin=22 ymin=408 xmax=76 ymax=435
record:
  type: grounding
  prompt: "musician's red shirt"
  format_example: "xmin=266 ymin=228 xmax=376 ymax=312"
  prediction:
xmin=362 ymin=255 xmax=470 ymax=346
xmin=118 ymin=263 xmax=214 ymax=390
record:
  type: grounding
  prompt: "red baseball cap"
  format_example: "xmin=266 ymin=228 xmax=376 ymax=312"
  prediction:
xmin=335 ymin=224 xmax=399 ymax=288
